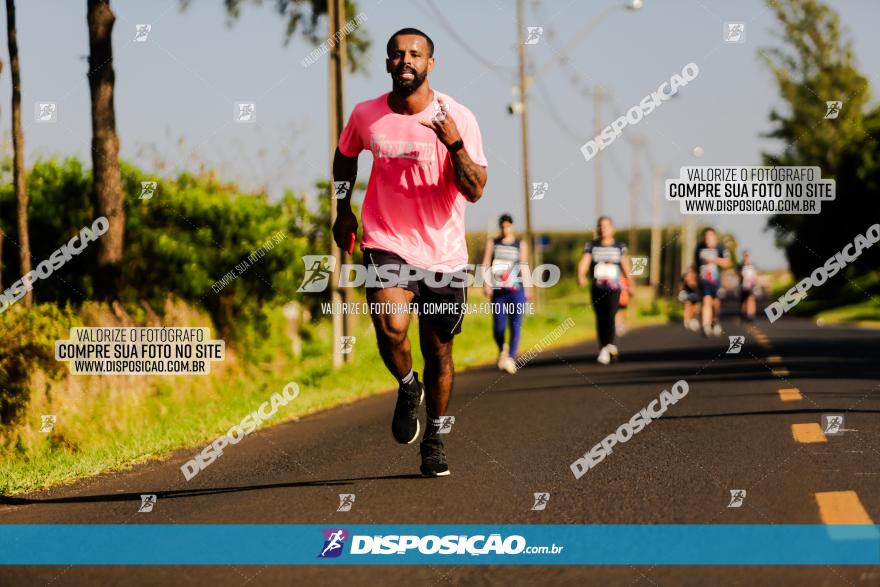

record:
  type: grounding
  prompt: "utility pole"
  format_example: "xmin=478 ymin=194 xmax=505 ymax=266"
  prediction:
xmin=681 ymin=215 xmax=696 ymax=277
xmin=516 ymin=0 xmax=541 ymax=308
xmin=649 ymin=166 xmax=662 ymax=306
xmin=516 ymin=0 xmax=534 ymax=275
xmin=328 ymin=0 xmax=350 ymax=367
xmin=593 ymin=86 xmax=604 ymax=219
xmin=628 ymin=136 xmax=642 ymax=256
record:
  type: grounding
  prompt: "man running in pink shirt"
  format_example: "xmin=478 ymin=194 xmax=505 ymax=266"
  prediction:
xmin=332 ymin=28 xmax=488 ymax=477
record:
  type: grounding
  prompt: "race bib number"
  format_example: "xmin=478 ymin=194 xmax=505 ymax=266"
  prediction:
xmin=594 ymin=262 xmax=619 ymax=282
xmin=700 ymin=264 xmax=718 ymax=282
xmin=491 ymin=260 xmax=515 ymax=287
xmin=742 ymin=267 xmax=757 ymax=289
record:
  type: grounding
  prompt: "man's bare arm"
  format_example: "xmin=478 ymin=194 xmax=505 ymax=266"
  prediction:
xmin=450 ymin=148 xmax=487 ymax=203
xmin=418 ymin=96 xmax=487 ymax=203
xmin=332 ymin=148 xmax=358 ymax=211
xmin=331 ymin=148 xmax=359 ymax=250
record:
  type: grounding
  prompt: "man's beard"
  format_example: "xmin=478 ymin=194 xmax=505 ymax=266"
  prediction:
xmin=391 ymin=67 xmax=428 ymax=96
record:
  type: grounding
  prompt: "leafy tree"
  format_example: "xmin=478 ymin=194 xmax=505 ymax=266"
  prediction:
xmin=760 ymin=0 xmax=879 ymax=290
xmin=181 ymin=0 xmax=370 ymax=72
xmin=0 ymin=158 xmax=324 ymax=340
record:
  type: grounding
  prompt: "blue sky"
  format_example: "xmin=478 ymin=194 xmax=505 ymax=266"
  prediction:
xmin=2 ymin=0 xmax=878 ymax=269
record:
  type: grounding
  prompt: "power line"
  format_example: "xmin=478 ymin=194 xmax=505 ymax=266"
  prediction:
xmin=415 ymin=0 xmax=515 ymax=81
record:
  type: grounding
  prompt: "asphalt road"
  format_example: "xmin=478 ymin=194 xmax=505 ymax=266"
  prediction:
xmin=2 ymin=310 xmax=879 ymax=586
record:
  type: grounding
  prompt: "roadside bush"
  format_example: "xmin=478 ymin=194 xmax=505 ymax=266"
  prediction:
xmin=0 ymin=304 xmax=76 ymax=425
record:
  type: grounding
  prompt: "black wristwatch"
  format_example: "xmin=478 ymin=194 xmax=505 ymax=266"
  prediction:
xmin=447 ymin=139 xmax=464 ymax=153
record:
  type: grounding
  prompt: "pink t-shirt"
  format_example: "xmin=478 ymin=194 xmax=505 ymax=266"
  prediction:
xmin=338 ymin=90 xmax=487 ymax=271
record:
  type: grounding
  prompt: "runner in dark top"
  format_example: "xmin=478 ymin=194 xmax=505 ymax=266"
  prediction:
xmin=694 ymin=227 xmax=731 ymax=337
xmin=577 ymin=216 xmax=631 ymax=365
xmin=481 ymin=214 xmax=531 ymax=374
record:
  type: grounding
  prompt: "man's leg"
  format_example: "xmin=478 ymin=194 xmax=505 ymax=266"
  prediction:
xmin=419 ymin=317 xmax=455 ymax=423
xmin=367 ymin=286 xmax=422 ymax=445
xmin=366 ymin=286 xmax=415 ymax=378
xmin=415 ymin=284 xmax=462 ymax=478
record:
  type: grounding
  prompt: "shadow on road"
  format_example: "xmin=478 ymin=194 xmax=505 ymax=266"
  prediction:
xmin=0 ymin=473 xmax=425 ymax=505
xmin=663 ymin=407 xmax=880 ymax=420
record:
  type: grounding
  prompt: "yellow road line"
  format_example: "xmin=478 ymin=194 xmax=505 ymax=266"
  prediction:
xmin=771 ymin=368 xmax=790 ymax=377
xmin=791 ymin=423 xmax=827 ymax=443
xmin=815 ymin=491 xmax=875 ymax=524
xmin=767 ymin=355 xmax=783 ymax=364
xmin=778 ymin=388 xmax=802 ymax=401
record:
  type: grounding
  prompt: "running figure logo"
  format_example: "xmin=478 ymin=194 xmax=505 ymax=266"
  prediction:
xmin=298 ymin=255 xmax=336 ymax=292
xmin=438 ymin=416 xmax=455 ymax=434
xmin=337 ymin=494 xmax=355 ymax=512
xmin=723 ymin=22 xmax=745 ymax=43
xmin=824 ymin=101 xmax=843 ymax=119
xmin=40 ymin=415 xmax=56 ymax=433
xmin=235 ymin=102 xmax=256 ymax=123
xmin=524 ymin=27 xmax=543 ymax=45
xmin=339 ymin=336 xmax=356 ymax=355
xmin=821 ymin=414 xmax=844 ymax=436
xmin=531 ymin=492 xmax=550 ymax=511
xmin=530 ymin=182 xmax=548 ymax=201
xmin=332 ymin=181 xmax=350 ymax=199
xmin=727 ymin=489 xmax=746 ymax=508
xmin=140 ymin=181 xmax=157 ymax=200
xmin=35 ymin=102 xmax=57 ymax=123
xmin=726 ymin=336 xmax=745 ymax=354
xmin=630 ymin=257 xmax=648 ymax=276
xmin=432 ymin=101 xmax=449 ymax=124
xmin=134 ymin=24 xmax=151 ymax=42
xmin=319 ymin=529 xmax=348 ymax=558
xmin=138 ymin=494 xmax=157 ymax=513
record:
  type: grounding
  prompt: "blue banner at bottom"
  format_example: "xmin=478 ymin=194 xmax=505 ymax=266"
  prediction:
xmin=1 ymin=524 xmax=878 ymax=565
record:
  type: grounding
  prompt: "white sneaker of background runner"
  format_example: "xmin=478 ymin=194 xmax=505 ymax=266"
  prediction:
xmin=498 ymin=343 xmax=509 ymax=370
xmin=501 ymin=356 xmax=517 ymax=374
xmin=606 ymin=344 xmax=619 ymax=357
xmin=597 ymin=346 xmax=611 ymax=365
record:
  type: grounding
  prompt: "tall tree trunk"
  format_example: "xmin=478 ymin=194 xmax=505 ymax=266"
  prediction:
xmin=5 ymin=0 xmax=30 ymax=306
xmin=87 ymin=0 xmax=124 ymax=300
xmin=0 ymin=57 xmax=3 ymax=294
xmin=0 ymin=227 xmax=4 ymax=291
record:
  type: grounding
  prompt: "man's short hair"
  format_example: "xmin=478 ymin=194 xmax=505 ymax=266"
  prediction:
xmin=387 ymin=28 xmax=434 ymax=57
xmin=499 ymin=213 xmax=513 ymax=226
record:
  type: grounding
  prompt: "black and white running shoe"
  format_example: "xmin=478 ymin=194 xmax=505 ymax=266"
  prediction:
xmin=392 ymin=375 xmax=423 ymax=444
xmin=419 ymin=434 xmax=450 ymax=477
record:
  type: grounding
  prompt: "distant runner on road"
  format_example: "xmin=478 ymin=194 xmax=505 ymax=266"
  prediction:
xmin=678 ymin=265 xmax=701 ymax=332
xmin=738 ymin=250 xmax=759 ymax=322
xmin=331 ymin=28 xmax=488 ymax=477
xmin=577 ymin=216 xmax=631 ymax=365
xmin=694 ymin=227 xmax=731 ymax=337
xmin=481 ymin=213 xmax=531 ymax=374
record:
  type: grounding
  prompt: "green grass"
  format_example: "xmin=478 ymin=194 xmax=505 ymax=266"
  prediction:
xmin=0 ymin=285 xmax=667 ymax=494
xmin=814 ymin=298 xmax=880 ymax=327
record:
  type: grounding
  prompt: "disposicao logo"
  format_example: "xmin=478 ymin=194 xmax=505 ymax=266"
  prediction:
xmin=319 ymin=528 xmax=348 ymax=558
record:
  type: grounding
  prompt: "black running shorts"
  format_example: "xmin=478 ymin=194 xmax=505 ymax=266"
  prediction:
xmin=363 ymin=248 xmax=468 ymax=336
